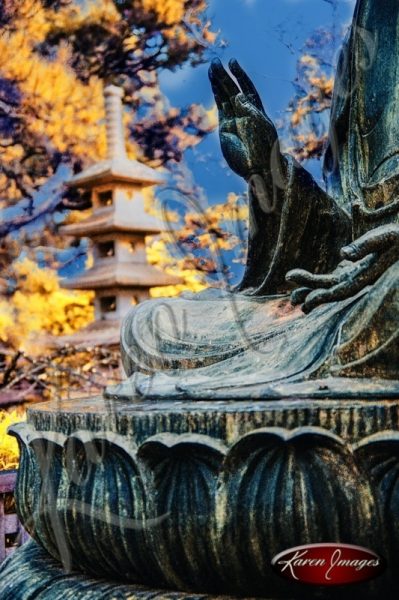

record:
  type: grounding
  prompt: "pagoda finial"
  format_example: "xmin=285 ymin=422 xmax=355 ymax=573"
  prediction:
xmin=104 ymin=85 xmax=127 ymax=159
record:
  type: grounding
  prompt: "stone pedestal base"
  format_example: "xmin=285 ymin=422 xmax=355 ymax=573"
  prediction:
xmin=0 ymin=541 xmax=245 ymax=599
xmin=4 ymin=396 xmax=399 ymax=598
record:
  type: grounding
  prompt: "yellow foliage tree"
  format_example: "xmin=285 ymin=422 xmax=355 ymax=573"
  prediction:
xmin=148 ymin=192 xmax=248 ymax=296
xmin=0 ymin=0 xmax=219 ymax=296
xmin=0 ymin=409 xmax=24 ymax=471
xmin=0 ymin=258 xmax=94 ymax=352
xmin=0 ymin=0 xmax=216 ymax=202
xmin=0 ymin=2 xmax=119 ymax=201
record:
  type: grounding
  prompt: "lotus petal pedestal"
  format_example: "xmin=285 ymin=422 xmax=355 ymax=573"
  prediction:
xmin=1 ymin=395 xmax=399 ymax=598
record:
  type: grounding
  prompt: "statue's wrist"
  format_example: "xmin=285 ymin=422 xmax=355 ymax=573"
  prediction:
xmin=246 ymin=153 xmax=288 ymax=187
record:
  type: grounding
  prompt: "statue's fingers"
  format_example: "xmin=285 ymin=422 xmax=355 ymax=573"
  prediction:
xmin=301 ymin=281 xmax=364 ymax=313
xmin=286 ymin=268 xmax=341 ymax=288
xmin=290 ymin=287 xmax=311 ymax=305
xmin=341 ymin=224 xmax=399 ymax=261
xmin=209 ymin=58 xmax=240 ymax=109
xmin=234 ymin=94 xmax=275 ymax=132
xmin=302 ymin=254 xmax=378 ymax=313
xmin=302 ymin=287 xmax=339 ymax=314
xmin=234 ymin=94 xmax=260 ymax=119
xmin=228 ymin=58 xmax=265 ymax=112
xmin=209 ymin=60 xmax=234 ymax=118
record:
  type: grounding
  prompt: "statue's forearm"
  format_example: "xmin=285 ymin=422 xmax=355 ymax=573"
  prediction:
xmin=239 ymin=154 xmax=352 ymax=295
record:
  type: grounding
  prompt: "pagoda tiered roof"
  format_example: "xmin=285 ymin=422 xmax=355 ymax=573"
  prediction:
xmin=67 ymin=155 xmax=165 ymax=189
xmin=62 ymin=260 xmax=180 ymax=290
xmin=60 ymin=206 xmax=167 ymax=238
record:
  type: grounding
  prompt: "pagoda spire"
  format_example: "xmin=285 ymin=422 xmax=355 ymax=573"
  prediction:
xmin=104 ymin=85 xmax=127 ymax=160
xmin=67 ymin=83 xmax=163 ymax=188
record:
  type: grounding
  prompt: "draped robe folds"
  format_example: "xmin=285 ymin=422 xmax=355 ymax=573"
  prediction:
xmin=110 ymin=0 xmax=399 ymax=401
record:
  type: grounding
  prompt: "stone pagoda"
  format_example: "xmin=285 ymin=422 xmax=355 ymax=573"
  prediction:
xmin=60 ymin=85 xmax=180 ymax=345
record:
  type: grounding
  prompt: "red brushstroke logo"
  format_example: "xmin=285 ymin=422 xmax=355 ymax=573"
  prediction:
xmin=272 ymin=543 xmax=386 ymax=586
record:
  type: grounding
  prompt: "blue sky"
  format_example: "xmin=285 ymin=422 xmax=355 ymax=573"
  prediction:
xmin=159 ymin=0 xmax=356 ymax=204
xmin=4 ymin=1 xmax=357 ymax=280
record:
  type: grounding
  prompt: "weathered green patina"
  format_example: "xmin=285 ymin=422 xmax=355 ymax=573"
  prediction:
xmin=6 ymin=397 xmax=399 ymax=598
xmin=110 ymin=0 xmax=399 ymax=400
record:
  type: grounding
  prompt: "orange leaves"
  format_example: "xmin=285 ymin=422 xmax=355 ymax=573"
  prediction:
xmin=291 ymin=55 xmax=333 ymax=127
xmin=291 ymin=133 xmax=328 ymax=163
xmin=308 ymin=75 xmax=333 ymax=98
xmin=140 ymin=0 xmax=185 ymax=25
xmin=285 ymin=46 xmax=335 ymax=162
xmin=147 ymin=191 xmax=247 ymax=296
xmin=138 ymin=0 xmax=216 ymax=48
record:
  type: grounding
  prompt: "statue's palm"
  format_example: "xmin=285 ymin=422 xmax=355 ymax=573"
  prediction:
xmin=209 ymin=59 xmax=279 ymax=180
xmin=287 ymin=225 xmax=399 ymax=312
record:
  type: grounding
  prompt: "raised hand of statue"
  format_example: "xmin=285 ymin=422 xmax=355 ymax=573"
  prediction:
xmin=209 ymin=58 xmax=281 ymax=181
xmin=286 ymin=224 xmax=399 ymax=313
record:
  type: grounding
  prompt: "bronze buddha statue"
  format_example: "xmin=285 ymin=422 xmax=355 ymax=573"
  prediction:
xmin=113 ymin=0 xmax=399 ymax=402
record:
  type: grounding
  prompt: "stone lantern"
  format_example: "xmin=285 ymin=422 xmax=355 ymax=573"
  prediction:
xmin=60 ymin=85 xmax=180 ymax=329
